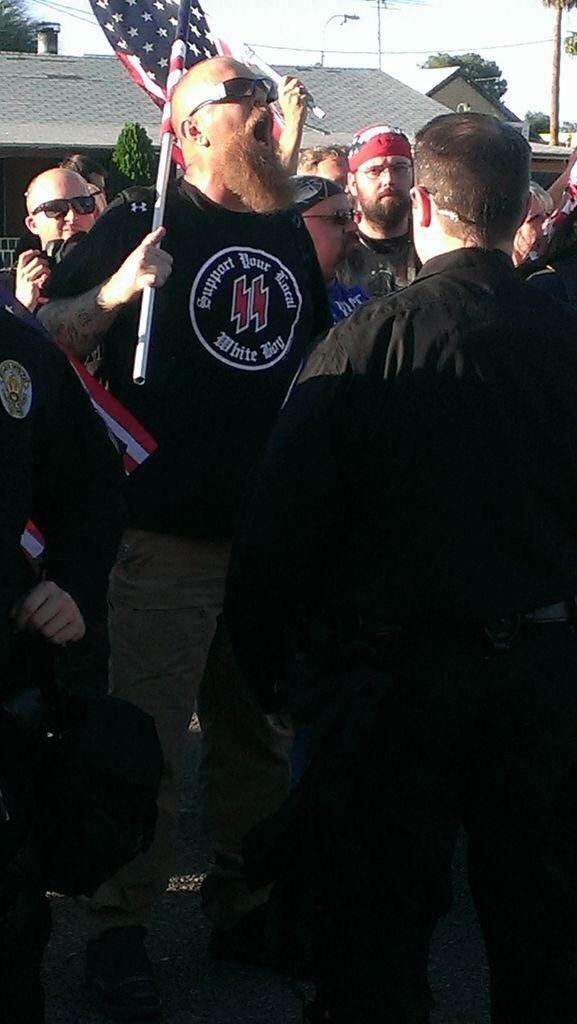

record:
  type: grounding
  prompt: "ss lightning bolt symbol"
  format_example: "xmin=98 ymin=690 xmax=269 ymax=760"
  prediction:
xmin=231 ymin=275 xmax=269 ymax=334
xmin=250 ymin=275 xmax=269 ymax=332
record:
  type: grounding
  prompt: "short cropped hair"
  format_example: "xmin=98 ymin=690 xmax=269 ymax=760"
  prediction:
xmin=298 ymin=145 xmax=349 ymax=175
xmin=60 ymin=153 xmax=106 ymax=182
xmin=414 ymin=113 xmax=531 ymax=247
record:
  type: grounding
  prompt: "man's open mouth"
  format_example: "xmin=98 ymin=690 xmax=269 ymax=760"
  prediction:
xmin=253 ymin=119 xmax=270 ymax=145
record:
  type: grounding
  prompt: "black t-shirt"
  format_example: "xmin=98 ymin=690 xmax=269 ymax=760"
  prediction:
xmin=357 ymin=229 xmax=420 ymax=294
xmin=46 ymin=180 xmax=331 ymax=538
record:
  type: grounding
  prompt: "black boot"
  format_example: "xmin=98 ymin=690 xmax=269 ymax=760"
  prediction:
xmin=85 ymin=925 xmax=161 ymax=1021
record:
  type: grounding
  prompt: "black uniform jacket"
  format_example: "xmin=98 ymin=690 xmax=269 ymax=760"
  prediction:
xmin=225 ymin=247 xmax=577 ymax=706
xmin=0 ymin=302 xmax=123 ymax=686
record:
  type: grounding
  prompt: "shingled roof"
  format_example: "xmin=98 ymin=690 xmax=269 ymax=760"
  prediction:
xmin=0 ymin=52 xmax=449 ymax=154
xmin=275 ymin=64 xmax=451 ymax=145
xmin=0 ymin=51 xmax=160 ymax=152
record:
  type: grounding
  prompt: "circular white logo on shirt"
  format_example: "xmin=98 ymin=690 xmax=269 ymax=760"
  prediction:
xmin=189 ymin=246 xmax=303 ymax=371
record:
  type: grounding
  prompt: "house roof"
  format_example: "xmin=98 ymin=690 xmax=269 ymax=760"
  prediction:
xmin=0 ymin=51 xmax=161 ymax=150
xmin=275 ymin=65 xmax=451 ymax=146
xmin=0 ymin=52 xmax=450 ymax=153
xmin=424 ymin=67 xmax=523 ymax=124
xmin=394 ymin=66 xmax=461 ymax=96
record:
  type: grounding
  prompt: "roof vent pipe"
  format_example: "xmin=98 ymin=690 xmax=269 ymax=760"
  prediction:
xmin=37 ymin=22 xmax=60 ymax=55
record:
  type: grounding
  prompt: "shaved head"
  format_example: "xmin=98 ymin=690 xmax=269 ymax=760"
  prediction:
xmin=172 ymin=57 xmax=253 ymax=141
xmin=172 ymin=56 xmax=293 ymax=214
xmin=25 ymin=167 xmax=95 ymax=248
xmin=26 ymin=168 xmax=90 ymax=215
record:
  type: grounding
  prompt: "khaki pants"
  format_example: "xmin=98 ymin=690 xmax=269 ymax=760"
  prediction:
xmin=88 ymin=529 xmax=292 ymax=934
xmin=198 ymin=618 xmax=293 ymax=928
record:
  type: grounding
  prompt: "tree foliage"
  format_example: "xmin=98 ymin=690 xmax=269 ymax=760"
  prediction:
xmin=421 ymin=52 xmax=508 ymax=104
xmin=525 ymin=110 xmax=551 ymax=132
xmin=108 ymin=122 xmax=156 ymax=198
xmin=0 ymin=0 xmax=37 ymax=53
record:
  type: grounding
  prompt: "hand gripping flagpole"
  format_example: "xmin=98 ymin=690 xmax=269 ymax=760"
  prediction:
xmin=132 ymin=0 xmax=193 ymax=385
xmin=240 ymin=44 xmax=326 ymax=122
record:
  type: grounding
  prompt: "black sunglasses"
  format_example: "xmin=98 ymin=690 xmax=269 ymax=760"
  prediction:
xmin=304 ymin=208 xmax=355 ymax=226
xmin=186 ymin=76 xmax=278 ymax=120
xmin=31 ymin=193 xmax=99 ymax=218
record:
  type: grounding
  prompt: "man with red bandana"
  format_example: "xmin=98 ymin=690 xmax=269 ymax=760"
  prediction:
xmin=347 ymin=123 xmax=420 ymax=294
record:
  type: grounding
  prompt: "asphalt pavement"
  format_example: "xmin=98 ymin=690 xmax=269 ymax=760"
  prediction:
xmin=44 ymin=726 xmax=491 ymax=1024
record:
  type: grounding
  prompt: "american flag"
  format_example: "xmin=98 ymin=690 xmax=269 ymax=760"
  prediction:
xmin=88 ymin=0 xmax=223 ymax=114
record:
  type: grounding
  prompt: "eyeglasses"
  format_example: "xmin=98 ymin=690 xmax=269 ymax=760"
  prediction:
xmin=186 ymin=76 xmax=278 ymax=120
xmin=303 ymin=209 xmax=355 ymax=226
xmin=31 ymin=193 xmax=99 ymax=218
xmin=359 ymin=163 xmax=412 ymax=180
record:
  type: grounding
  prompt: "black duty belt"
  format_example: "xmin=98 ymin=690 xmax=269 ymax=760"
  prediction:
xmin=484 ymin=600 xmax=577 ymax=651
xmin=358 ymin=599 xmax=577 ymax=653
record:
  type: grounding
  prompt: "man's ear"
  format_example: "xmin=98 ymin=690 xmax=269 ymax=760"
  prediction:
xmin=347 ymin=171 xmax=357 ymax=200
xmin=25 ymin=213 xmax=38 ymax=235
xmin=180 ymin=117 xmax=209 ymax=147
xmin=411 ymin=186 xmax=431 ymax=230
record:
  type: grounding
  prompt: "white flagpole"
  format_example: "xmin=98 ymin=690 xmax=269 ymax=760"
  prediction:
xmin=132 ymin=11 xmax=192 ymax=385
xmin=132 ymin=125 xmax=175 ymax=385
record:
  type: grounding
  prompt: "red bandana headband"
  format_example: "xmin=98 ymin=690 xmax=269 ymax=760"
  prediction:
xmin=348 ymin=124 xmax=412 ymax=173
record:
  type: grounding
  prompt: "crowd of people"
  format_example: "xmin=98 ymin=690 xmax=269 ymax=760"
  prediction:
xmin=2 ymin=52 xmax=577 ymax=1024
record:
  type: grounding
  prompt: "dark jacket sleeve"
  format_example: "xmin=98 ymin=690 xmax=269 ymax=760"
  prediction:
xmin=224 ymin=330 xmax=352 ymax=709
xmin=44 ymin=188 xmax=153 ymax=300
xmin=526 ymin=267 xmax=570 ymax=305
xmin=31 ymin=342 xmax=124 ymax=615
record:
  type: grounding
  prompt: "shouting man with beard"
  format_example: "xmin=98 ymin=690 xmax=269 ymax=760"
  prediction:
xmin=39 ymin=56 xmax=330 ymax=1021
xmin=348 ymin=123 xmax=421 ymax=294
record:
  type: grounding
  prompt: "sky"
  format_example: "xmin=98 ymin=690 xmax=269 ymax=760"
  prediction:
xmin=29 ymin=0 xmax=577 ymax=125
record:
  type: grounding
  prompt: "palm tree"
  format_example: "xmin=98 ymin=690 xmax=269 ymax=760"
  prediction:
xmin=542 ymin=0 xmax=577 ymax=145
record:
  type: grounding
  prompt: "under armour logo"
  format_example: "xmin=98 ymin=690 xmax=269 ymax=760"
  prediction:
xmin=130 ymin=202 xmax=148 ymax=213
xmin=230 ymin=275 xmax=269 ymax=334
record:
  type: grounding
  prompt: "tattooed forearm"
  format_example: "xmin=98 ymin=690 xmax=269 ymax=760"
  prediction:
xmin=38 ymin=285 xmax=122 ymax=359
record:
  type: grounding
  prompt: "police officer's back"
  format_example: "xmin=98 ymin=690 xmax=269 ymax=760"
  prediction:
xmin=0 ymin=298 xmax=122 ymax=1023
xmin=225 ymin=115 xmax=577 ymax=1023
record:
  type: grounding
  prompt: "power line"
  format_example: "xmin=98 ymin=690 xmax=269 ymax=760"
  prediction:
xmin=33 ymin=0 xmax=96 ymax=24
xmin=247 ymin=38 xmax=553 ymax=56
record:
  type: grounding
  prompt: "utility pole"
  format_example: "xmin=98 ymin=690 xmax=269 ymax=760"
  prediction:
xmin=358 ymin=0 xmax=388 ymax=72
xmin=358 ymin=0 xmax=423 ymax=72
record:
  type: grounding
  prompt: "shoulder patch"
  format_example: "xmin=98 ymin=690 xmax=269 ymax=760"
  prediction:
xmin=0 ymin=359 xmax=32 ymax=418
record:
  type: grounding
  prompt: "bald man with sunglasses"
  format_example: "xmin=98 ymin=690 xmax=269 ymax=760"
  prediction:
xmin=39 ymin=56 xmax=329 ymax=1018
xmin=14 ymin=169 xmax=98 ymax=312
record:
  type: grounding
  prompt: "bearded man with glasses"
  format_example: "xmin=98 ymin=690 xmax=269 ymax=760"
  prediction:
xmin=346 ymin=124 xmax=421 ymax=295
xmin=39 ymin=55 xmax=330 ymax=1020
